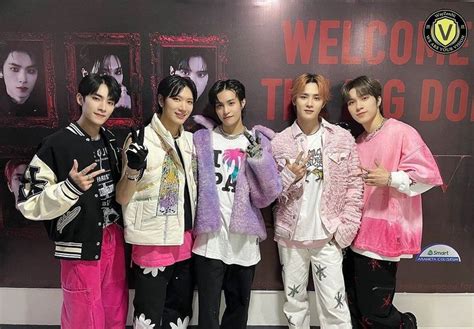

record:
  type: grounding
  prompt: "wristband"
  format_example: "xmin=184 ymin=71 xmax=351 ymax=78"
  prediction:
xmin=387 ymin=173 xmax=392 ymax=187
xmin=126 ymin=171 xmax=140 ymax=181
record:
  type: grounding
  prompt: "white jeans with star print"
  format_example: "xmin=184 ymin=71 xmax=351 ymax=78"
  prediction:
xmin=278 ymin=241 xmax=351 ymax=329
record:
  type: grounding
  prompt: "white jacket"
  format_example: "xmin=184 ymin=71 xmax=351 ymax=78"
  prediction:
xmin=123 ymin=114 xmax=197 ymax=245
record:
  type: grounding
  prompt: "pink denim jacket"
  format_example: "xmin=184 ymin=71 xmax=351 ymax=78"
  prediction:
xmin=271 ymin=119 xmax=364 ymax=248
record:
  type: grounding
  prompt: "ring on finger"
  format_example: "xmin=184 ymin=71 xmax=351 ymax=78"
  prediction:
xmin=87 ymin=174 xmax=92 ymax=180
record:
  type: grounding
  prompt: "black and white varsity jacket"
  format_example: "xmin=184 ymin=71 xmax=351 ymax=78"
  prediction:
xmin=17 ymin=123 xmax=122 ymax=260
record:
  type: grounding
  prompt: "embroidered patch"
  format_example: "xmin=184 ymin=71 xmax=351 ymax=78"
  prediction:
xmin=334 ymin=291 xmax=345 ymax=309
xmin=169 ymin=316 xmax=189 ymax=329
xmin=134 ymin=313 xmax=156 ymax=328
xmin=18 ymin=165 xmax=47 ymax=202
xmin=287 ymin=284 xmax=301 ymax=297
xmin=57 ymin=206 xmax=81 ymax=233
xmin=141 ymin=266 xmax=166 ymax=277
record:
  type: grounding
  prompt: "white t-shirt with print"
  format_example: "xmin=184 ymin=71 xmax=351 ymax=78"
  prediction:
xmin=294 ymin=129 xmax=331 ymax=240
xmin=193 ymin=128 xmax=261 ymax=266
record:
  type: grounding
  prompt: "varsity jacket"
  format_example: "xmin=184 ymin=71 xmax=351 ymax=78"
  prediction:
xmin=17 ymin=123 xmax=122 ymax=260
xmin=122 ymin=114 xmax=197 ymax=245
xmin=271 ymin=119 xmax=364 ymax=248
xmin=193 ymin=125 xmax=282 ymax=241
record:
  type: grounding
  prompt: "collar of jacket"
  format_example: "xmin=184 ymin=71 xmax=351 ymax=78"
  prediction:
xmin=150 ymin=113 xmax=185 ymax=144
xmin=290 ymin=118 xmax=335 ymax=139
xmin=66 ymin=122 xmax=112 ymax=140
xmin=66 ymin=122 xmax=120 ymax=177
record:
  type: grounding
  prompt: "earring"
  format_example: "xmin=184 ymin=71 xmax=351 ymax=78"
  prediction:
xmin=0 ymin=72 xmax=3 ymax=78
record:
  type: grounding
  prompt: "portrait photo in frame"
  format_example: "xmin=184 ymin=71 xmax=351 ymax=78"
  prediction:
xmin=0 ymin=32 xmax=57 ymax=128
xmin=149 ymin=34 xmax=228 ymax=128
xmin=0 ymin=145 xmax=35 ymax=231
xmin=65 ymin=33 xmax=143 ymax=127
xmin=0 ymin=146 xmax=60 ymax=288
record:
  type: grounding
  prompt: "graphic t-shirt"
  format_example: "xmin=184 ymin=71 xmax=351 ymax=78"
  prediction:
xmin=193 ymin=128 xmax=261 ymax=266
xmin=91 ymin=139 xmax=120 ymax=226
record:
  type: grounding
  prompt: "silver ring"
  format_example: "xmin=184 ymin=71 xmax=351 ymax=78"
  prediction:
xmin=87 ymin=174 xmax=91 ymax=180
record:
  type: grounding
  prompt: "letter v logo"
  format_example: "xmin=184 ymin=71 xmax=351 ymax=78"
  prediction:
xmin=433 ymin=17 xmax=457 ymax=46
xmin=438 ymin=24 xmax=453 ymax=41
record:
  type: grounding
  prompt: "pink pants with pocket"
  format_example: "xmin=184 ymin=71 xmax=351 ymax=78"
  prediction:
xmin=60 ymin=224 xmax=128 ymax=329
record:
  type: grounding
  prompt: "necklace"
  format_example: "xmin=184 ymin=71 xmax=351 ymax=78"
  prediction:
xmin=307 ymin=124 xmax=321 ymax=136
xmin=365 ymin=117 xmax=387 ymax=140
xmin=218 ymin=125 xmax=247 ymax=140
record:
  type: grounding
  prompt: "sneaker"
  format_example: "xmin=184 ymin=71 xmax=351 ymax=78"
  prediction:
xmin=402 ymin=312 xmax=417 ymax=328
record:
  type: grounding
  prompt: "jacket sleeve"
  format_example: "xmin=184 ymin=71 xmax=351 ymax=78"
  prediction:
xmin=246 ymin=135 xmax=282 ymax=208
xmin=17 ymin=152 xmax=82 ymax=221
xmin=334 ymin=140 xmax=364 ymax=248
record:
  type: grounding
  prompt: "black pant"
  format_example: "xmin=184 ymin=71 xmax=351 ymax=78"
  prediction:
xmin=194 ymin=254 xmax=256 ymax=329
xmin=343 ymin=249 xmax=404 ymax=329
xmin=132 ymin=257 xmax=194 ymax=329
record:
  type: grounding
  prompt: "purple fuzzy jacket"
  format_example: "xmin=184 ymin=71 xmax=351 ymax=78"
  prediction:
xmin=193 ymin=126 xmax=282 ymax=241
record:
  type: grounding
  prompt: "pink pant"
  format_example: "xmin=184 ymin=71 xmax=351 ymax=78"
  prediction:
xmin=60 ymin=224 xmax=128 ymax=329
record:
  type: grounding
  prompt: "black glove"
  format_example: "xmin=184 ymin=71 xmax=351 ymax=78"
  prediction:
xmin=244 ymin=130 xmax=263 ymax=158
xmin=126 ymin=127 xmax=148 ymax=170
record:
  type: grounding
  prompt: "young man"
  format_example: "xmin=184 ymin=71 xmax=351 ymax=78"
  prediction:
xmin=341 ymin=76 xmax=443 ymax=329
xmin=17 ymin=74 xmax=128 ymax=329
xmin=272 ymin=73 xmax=363 ymax=329
xmin=192 ymin=79 xmax=282 ymax=329
xmin=117 ymin=75 xmax=198 ymax=329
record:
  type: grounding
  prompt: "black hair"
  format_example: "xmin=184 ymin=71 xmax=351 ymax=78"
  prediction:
xmin=168 ymin=48 xmax=213 ymax=79
xmin=176 ymin=52 xmax=208 ymax=74
xmin=341 ymin=75 xmax=383 ymax=113
xmin=78 ymin=73 xmax=121 ymax=104
xmin=156 ymin=75 xmax=198 ymax=114
xmin=339 ymin=75 xmax=384 ymax=138
xmin=0 ymin=41 xmax=40 ymax=70
xmin=0 ymin=41 xmax=45 ymax=110
xmin=208 ymin=79 xmax=246 ymax=108
xmin=96 ymin=54 xmax=122 ymax=75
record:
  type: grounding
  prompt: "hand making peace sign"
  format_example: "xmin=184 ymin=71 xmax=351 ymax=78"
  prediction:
xmin=244 ymin=130 xmax=263 ymax=158
xmin=69 ymin=159 xmax=105 ymax=192
xmin=126 ymin=127 xmax=148 ymax=171
xmin=285 ymin=151 xmax=309 ymax=183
